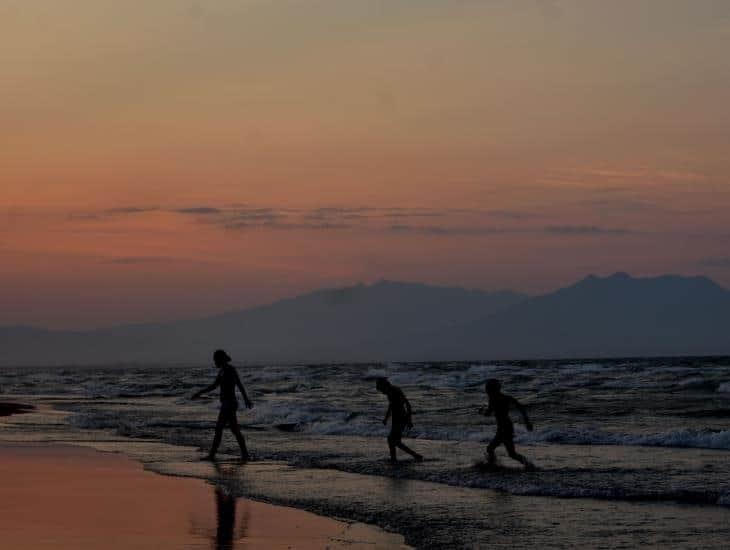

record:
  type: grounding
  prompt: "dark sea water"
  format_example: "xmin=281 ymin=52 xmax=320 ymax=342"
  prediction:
xmin=2 ymin=357 xmax=730 ymax=548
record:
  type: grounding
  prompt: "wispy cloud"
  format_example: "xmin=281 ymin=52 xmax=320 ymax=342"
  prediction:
xmin=181 ymin=205 xmax=457 ymax=232
xmin=174 ymin=207 xmax=222 ymax=215
xmin=387 ymin=224 xmax=508 ymax=236
xmin=566 ymin=168 xmax=707 ymax=182
xmin=67 ymin=213 xmax=103 ymax=221
xmin=69 ymin=204 xmax=637 ymax=239
xmin=226 ymin=220 xmax=352 ymax=231
xmin=101 ymin=256 xmax=184 ymax=265
xmin=104 ymin=206 xmax=160 ymax=215
xmin=543 ymin=225 xmax=634 ymax=236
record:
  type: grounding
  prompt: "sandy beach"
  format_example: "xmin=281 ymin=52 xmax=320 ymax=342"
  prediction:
xmin=0 ymin=442 xmax=408 ymax=549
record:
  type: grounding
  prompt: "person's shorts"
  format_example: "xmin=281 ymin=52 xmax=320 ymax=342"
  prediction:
xmin=220 ymin=399 xmax=239 ymax=413
xmin=491 ymin=427 xmax=514 ymax=444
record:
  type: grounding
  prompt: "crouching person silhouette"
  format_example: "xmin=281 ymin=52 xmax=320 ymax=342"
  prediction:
xmin=192 ymin=349 xmax=253 ymax=462
xmin=480 ymin=378 xmax=534 ymax=470
xmin=376 ymin=377 xmax=423 ymax=464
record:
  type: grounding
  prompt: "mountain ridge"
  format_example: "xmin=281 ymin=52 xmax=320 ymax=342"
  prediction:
xmin=0 ymin=280 xmax=525 ymax=365
xmin=1 ymin=274 xmax=728 ymax=366
xmin=401 ymin=272 xmax=730 ymax=360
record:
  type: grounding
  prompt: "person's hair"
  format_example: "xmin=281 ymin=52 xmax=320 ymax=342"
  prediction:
xmin=485 ymin=378 xmax=501 ymax=392
xmin=375 ymin=377 xmax=390 ymax=391
xmin=213 ymin=349 xmax=231 ymax=365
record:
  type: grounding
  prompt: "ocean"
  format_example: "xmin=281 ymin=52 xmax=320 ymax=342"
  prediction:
xmin=2 ymin=357 xmax=730 ymax=548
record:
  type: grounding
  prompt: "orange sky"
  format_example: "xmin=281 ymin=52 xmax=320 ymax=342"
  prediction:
xmin=2 ymin=1 xmax=730 ymax=328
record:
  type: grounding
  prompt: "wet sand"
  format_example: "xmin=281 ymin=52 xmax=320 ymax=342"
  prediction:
xmin=0 ymin=443 xmax=408 ymax=549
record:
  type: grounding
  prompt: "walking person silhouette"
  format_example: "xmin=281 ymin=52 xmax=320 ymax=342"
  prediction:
xmin=192 ymin=349 xmax=253 ymax=462
xmin=479 ymin=378 xmax=534 ymax=470
xmin=376 ymin=377 xmax=423 ymax=464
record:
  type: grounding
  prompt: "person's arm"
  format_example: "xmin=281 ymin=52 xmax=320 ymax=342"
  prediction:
xmin=235 ymin=370 xmax=253 ymax=409
xmin=191 ymin=374 xmax=220 ymax=399
xmin=511 ymin=397 xmax=533 ymax=431
xmin=383 ymin=403 xmax=392 ymax=425
xmin=478 ymin=399 xmax=493 ymax=417
xmin=403 ymin=393 xmax=414 ymax=427
xmin=403 ymin=394 xmax=412 ymax=415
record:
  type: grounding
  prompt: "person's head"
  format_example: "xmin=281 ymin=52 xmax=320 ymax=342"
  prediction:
xmin=375 ymin=377 xmax=391 ymax=394
xmin=485 ymin=378 xmax=502 ymax=397
xmin=213 ymin=349 xmax=232 ymax=367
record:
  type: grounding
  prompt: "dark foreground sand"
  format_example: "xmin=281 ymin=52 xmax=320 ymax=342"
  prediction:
xmin=0 ymin=443 xmax=408 ymax=549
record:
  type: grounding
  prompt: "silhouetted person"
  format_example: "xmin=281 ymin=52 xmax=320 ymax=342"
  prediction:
xmin=192 ymin=349 xmax=253 ymax=461
xmin=376 ymin=377 xmax=423 ymax=464
xmin=479 ymin=378 xmax=534 ymax=470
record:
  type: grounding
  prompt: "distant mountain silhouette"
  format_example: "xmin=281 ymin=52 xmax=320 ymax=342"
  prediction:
xmin=1 ymin=274 xmax=729 ymax=366
xmin=399 ymin=273 xmax=730 ymax=360
xmin=0 ymin=281 xmax=524 ymax=366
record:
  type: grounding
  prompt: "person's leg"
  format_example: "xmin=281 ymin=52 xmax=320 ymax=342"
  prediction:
xmin=396 ymin=441 xmax=423 ymax=461
xmin=228 ymin=412 xmax=249 ymax=461
xmin=389 ymin=422 xmax=423 ymax=462
xmin=504 ymin=439 xmax=529 ymax=468
xmin=206 ymin=409 xmax=227 ymax=459
xmin=486 ymin=435 xmax=501 ymax=465
xmin=387 ymin=430 xmax=398 ymax=463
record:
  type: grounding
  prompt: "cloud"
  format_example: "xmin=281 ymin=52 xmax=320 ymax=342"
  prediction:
xmin=387 ymin=224 xmax=508 ymax=236
xmin=560 ymin=167 xmax=708 ymax=185
xmin=66 ymin=206 xmax=160 ymax=222
xmin=543 ymin=225 xmax=633 ymax=235
xmin=71 ymin=204 xmax=636 ymax=239
xmin=223 ymin=208 xmax=283 ymax=227
xmin=302 ymin=207 xmax=378 ymax=222
xmin=484 ymin=209 xmax=537 ymax=220
xmin=67 ymin=213 xmax=102 ymax=221
xmin=209 ymin=206 xmax=513 ymax=234
xmin=174 ymin=207 xmax=222 ymax=214
xmin=104 ymin=206 xmax=159 ymax=215
xmin=101 ymin=256 xmax=185 ymax=265
xmin=77 ymin=204 xmax=539 ymax=230
xmin=195 ymin=205 xmax=452 ymax=231
xmin=387 ymin=223 xmax=635 ymax=237
xmin=225 ymin=220 xmax=352 ymax=231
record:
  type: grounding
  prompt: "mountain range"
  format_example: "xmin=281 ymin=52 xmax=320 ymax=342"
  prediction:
xmin=2 ymin=273 xmax=729 ymax=366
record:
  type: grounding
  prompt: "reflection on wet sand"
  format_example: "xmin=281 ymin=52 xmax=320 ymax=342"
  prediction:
xmin=212 ymin=463 xmax=248 ymax=550
xmin=215 ymin=487 xmax=236 ymax=550
xmin=0 ymin=444 xmax=407 ymax=549
xmin=190 ymin=460 xmax=410 ymax=549
xmin=189 ymin=463 xmax=246 ymax=549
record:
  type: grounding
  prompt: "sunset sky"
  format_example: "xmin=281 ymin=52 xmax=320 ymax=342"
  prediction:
xmin=2 ymin=0 xmax=730 ymax=328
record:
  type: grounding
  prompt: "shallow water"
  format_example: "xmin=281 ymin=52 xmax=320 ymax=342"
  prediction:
xmin=2 ymin=357 xmax=729 ymax=548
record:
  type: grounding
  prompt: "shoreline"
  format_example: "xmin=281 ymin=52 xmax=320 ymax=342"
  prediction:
xmin=0 ymin=442 xmax=409 ymax=549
